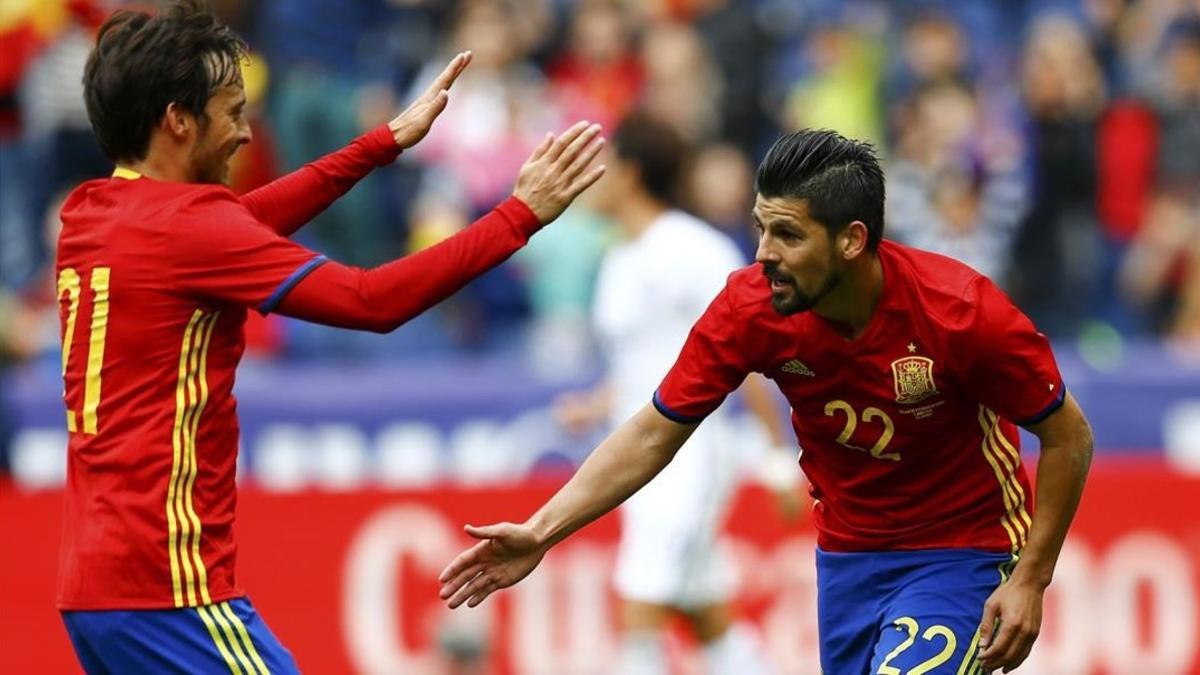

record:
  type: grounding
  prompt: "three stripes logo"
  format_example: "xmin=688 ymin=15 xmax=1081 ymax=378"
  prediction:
xmin=167 ymin=309 xmax=219 ymax=608
xmin=780 ymin=359 xmax=815 ymax=377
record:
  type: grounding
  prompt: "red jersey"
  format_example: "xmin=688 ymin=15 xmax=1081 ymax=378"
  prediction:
xmin=655 ymin=240 xmax=1065 ymax=554
xmin=54 ymin=126 xmax=542 ymax=609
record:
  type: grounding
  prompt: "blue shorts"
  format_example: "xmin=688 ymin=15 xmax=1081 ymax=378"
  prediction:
xmin=816 ymin=547 xmax=1016 ymax=675
xmin=62 ymin=597 xmax=298 ymax=674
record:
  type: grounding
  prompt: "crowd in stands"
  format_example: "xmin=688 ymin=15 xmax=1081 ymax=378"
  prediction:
xmin=2 ymin=0 xmax=1198 ymax=373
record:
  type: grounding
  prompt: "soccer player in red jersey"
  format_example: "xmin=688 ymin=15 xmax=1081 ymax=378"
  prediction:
xmin=56 ymin=2 xmax=605 ymax=672
xmin=439 ymin=129 xmax=1094 ymax=673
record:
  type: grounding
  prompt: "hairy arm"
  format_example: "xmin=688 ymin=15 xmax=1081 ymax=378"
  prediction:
xmin=1012 ymin=392 xmax=1093 ymax=587
xmin=439 ymin=405 xmax=695 ymax=608
xmin=979 ymin=391 xmax=1093 ymax=670
xmin=531 ymin=405 xmax=695 ymax=548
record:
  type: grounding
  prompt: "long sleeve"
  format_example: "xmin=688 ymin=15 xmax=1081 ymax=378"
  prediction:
xmin=274 ymin=196 xmax=542 ymax=332
xmin=239 ymin=125 xmax=401 ymax=237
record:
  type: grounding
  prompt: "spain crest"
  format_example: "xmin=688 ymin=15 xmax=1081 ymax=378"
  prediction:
xmin=892 ymin=356 xmax=938 ymax=404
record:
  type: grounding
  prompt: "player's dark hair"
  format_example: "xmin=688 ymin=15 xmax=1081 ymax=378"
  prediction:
xmin=755 ymin=129 xmax=886 ymax=251
xmin=613 ymin=111 xmax=688 ymax=206
xmin=83 ymin=0 xmax=246 ymax=163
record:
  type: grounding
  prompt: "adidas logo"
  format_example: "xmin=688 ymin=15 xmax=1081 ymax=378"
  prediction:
xmin=781 ymin=359 xmax=815 ymax=377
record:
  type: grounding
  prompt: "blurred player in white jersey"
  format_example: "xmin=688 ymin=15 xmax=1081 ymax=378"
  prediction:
xmin=556 ymin=112 xmax=797 ymax=675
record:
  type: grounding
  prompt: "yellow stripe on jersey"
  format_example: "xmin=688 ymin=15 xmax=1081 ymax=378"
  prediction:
xmin=57 ymin=268 xmax=82 ymax=433
xmin=183 ymin=313 xmax=219 ymax=604
xmin=82 ymin=267 xmax=110 ymax=434
xmin=111 ymin=167 xmax=141 ymax=180
xmin=178 ymin=313 xmax=208 ymax=605
xmin=986 ymin=409 xmax=1033 ymax=533
xmin=196 ymin=605 xmax=244 ymax=674
xmin=977 ymin=406 xmax=1025 ymax=554
xmin=168 ymin=311 xmax=204 ymax=606
xmin=167 ymin=310 xmax=220 ymax=607
xmin=220 ymin=601 xmax=271 ymax=675
xmin=984 ymin=426 xmax=1028 ymax=544
xmin=984 ymin=410 xmax=1032 ymax=544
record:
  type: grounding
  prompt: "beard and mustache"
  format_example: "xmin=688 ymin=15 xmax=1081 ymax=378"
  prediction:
xmin=763 ymin=260 xmax=841 ymax=316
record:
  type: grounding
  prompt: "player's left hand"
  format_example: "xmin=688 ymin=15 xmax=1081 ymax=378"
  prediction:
xmin=388 ymin=51 xmax=473 ymax=150
xmin=977 ymin=577 xmax=1045 ymax=672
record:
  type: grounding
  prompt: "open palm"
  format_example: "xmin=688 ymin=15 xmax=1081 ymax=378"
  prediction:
xmin=438 ymin=522 xmax=547 ymax=609
xmin=388 ymin=51 xmax=472 ymax=150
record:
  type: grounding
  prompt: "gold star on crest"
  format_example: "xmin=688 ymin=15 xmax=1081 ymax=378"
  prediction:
xmin=907 ymin=342 xmax=917 ymax=353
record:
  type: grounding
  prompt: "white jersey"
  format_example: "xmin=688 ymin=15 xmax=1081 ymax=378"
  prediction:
xmin=593 ymin=209 xmax=747 ymax=606
xmin=594 ymin=210 xmax=745 ymax=424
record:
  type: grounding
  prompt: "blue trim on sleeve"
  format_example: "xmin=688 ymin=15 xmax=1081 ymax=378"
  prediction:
xmin=258 ymin=254 xmax=328 ymax=315
xmin=1015 ymin=384 xmax=1066 ymax=427
xmin=652 ymin=389 xmax=709 ymax=425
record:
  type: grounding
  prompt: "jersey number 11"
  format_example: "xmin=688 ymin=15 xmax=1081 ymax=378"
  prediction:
xmin=58 ymin=266 xmax=110 ymax=435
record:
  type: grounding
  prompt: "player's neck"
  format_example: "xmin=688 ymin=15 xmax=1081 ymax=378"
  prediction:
xmin=616 ymin=195 xmax=666 ymax=239
xmin=813 ymin=255 xmax=884 ymax=340
xmin=122 ymin=135 xmax=196 ymax=183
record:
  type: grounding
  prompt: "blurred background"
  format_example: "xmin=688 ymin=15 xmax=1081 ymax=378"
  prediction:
xmin=1 ymin=0 xmax=1198 ymax=673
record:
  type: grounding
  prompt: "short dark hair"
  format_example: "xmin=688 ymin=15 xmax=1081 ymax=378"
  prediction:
xmin=83 ymin=0 xmax=246 ymax=163
xmin=755 ymin=129 xmax=886 ymax=251
xmin=613 ymin=111 xmax=689 ymax=205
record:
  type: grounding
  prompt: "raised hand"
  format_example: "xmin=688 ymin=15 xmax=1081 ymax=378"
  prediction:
xmin=388 ymin=51 xmax=473 ymax=150
xmin=512 ymin=121 xmax=606 ymax=224
xmin=438 ymin=522 xmax=547 ymax=609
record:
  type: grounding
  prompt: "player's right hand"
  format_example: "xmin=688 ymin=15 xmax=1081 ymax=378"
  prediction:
xmin=439 ymin=522 xmax=547 ymax=609
xmin=513 ymin=121 xmax=606 ymax=224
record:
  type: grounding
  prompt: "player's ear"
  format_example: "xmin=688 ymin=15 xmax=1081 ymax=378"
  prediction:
xmin=840 ymin=220 xmax=869 ymax=260
xmin=162 ymin=102 xmax=191 ymax=140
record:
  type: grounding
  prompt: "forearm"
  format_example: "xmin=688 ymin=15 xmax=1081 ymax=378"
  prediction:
xmin=275 ymin=196 xmax=539 ymax=331
xmin=241 ymin=125 xmax=400 ymax=236
xmin=1011 ymin=436 xmax=1093 ymax=587
xmin=529 ymin=406 xmax=693 ymax=549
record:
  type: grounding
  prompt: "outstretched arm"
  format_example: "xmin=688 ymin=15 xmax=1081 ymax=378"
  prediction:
xmin=274 ymin=121 xmax=605 ymax=332
xmin=241 ymin=52 xmax=473 ymax=236
xmin=978 ymin=391 xmax=1093 ymax=672
xmin=439 ymin=404 xmax=696 ymax=608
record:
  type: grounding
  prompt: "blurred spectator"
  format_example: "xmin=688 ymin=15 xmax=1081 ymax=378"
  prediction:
xmin=0 ymin=0 xmax=1193 ymax=363
xmin=547 ymin=0 xmax=643 ymax=132
xmin=410 ymin=0 xmax=561 ymax=213
xmin=1010 ymin=14 xmax=1108 ymax=338
xmin=639 ymin=20 xmax=721 ymax=143
xmin=1 ymin=0 xmax=106 ymax=288
xmin=886 ymin=80 xmax=1026 ymax=282
xmin=257 ymin=0 xmax=414 ymax=266
xmin=685 ymin=141 xmax=758 ymax=258
xmin=887 ymin=11 xmax=970 ymax=107
xmin=513 ymin=203 xmax=611 ymax=381
xmin=689 ymin=0 xmax=779 ymax=155
xmin=1120 ymin=19 xmax=1200 ymax=341
xmin=782 ymin=20 xmax=885 ymax=148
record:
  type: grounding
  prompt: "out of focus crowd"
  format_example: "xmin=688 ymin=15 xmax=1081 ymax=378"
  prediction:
xmin=2 ymin=0 xmax=1198 ymax=372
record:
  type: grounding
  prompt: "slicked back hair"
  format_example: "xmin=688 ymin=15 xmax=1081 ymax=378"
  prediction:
xmin=83 ymin=0 xmax=246 ymax=163
xmin=755 ymin=129 xmax=886 ymax=252
xmin=613 ymin=111 xmax=689 ymax=206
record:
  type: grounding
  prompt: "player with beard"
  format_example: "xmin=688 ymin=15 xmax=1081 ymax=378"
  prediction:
xmin=55 ymin=1 xmax=604 ymax=672
xmin=439 ymin=129 xmax=1094 ymax=673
